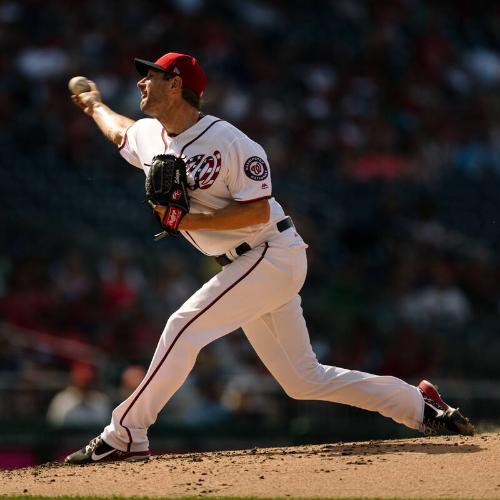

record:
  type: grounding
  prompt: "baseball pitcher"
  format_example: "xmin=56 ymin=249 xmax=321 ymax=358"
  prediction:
xmin=65 ymin=52 xmax=473 ymax=464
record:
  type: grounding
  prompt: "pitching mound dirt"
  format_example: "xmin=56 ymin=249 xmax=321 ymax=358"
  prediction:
xmin=1 ymin=432 xmax=499 ymax=498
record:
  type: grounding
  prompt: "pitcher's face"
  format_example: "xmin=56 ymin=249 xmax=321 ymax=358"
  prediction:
xmin=137 ymin=69 xmax=180 ymax=116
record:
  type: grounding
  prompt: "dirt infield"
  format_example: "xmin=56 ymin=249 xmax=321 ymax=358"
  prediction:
xmin=1 ymin=432 xmax=499 ymax=498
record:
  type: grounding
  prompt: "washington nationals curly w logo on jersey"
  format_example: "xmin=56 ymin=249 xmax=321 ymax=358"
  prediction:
xmin=186 ymin=150 xmax=222 ymax=190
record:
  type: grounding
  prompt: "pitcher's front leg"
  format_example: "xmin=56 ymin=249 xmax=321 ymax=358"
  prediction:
xmin=102 ymin=309 xmax=205 ymax=452
xmin=102 ymin=244 xmax=277 ymax=452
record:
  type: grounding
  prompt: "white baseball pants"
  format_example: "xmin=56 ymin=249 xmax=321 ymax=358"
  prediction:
xmin=102 ymin=232 xmax=424 ymax=452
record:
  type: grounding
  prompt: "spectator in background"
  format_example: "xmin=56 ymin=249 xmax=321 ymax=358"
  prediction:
xmin=399 ymin=259 xmax=471 ymax=327
xmin=115 ymin=364 xmax=146 ymax=404
xmin=46 ymin=363 xmax=111 ymax=426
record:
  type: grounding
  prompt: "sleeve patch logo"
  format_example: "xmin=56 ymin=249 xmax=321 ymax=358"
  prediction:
xmin=244 ymin=156 xmax=268 ymax=181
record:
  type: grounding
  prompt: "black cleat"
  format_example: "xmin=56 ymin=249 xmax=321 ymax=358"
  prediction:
xmin=64 ymin=436 xmax=150 ymax=465
xmin=418 ymin=380 xmax=474 ymax=436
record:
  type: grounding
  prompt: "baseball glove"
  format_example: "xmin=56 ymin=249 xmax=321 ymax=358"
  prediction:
xmin=145 ymin=154 xmax=190 ymax=237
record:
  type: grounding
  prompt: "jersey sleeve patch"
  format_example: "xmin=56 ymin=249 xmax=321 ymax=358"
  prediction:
xmin=244 ymin=156 xmax=269 ymax=181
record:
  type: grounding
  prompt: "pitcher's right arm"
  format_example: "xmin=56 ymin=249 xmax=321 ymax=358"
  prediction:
xmin=71 ymin=80 xmax=135 ymax=147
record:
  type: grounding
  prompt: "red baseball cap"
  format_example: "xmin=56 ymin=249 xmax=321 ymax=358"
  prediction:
xmin=134 ymin=52 xmax=207 ymax=97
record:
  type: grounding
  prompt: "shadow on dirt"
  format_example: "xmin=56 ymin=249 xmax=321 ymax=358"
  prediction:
xmin=317 ymin=441 xmax=482 ymax=456
xmin=198 ymin=441 xmax=483 ymax=460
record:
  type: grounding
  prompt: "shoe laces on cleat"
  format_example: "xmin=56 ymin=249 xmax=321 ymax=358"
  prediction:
xmin=84 ymin=436 xmax=102 ymax=454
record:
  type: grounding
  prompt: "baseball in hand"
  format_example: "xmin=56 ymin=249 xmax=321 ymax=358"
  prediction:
xmin=68 ymin=76 xmax=91 ymax=95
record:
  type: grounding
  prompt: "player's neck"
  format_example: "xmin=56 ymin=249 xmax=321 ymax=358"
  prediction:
xmin=158 ymin=102 xmax=201 ymax=137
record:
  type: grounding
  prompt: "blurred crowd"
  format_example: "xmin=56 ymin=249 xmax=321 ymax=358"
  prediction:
xmin=1 ymin=0 xmax=500 ymax=427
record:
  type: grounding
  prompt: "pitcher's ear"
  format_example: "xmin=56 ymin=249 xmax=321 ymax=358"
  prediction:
xmin=170 ymin=75 xmax=182 ymax=90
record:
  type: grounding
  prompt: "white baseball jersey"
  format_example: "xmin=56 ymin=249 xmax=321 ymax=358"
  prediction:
xmin=119 ymin=114 xmax=301 ymax=256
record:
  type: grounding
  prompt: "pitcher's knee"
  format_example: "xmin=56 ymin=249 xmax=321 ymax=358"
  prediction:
xmin=161 ymin=312 xmax=203 ymax=358
xmin=283 ymin=380 xmax=330 ymax=400
xmin=280 ymin=364 xmax=330 ymax=400
xmin=164 ymin=310 xmax=189 ymax=334
xmin=282 ymin=385 xmax=309 ymax=400
xmin=281 ymin=379 xmax=322 ymax=400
